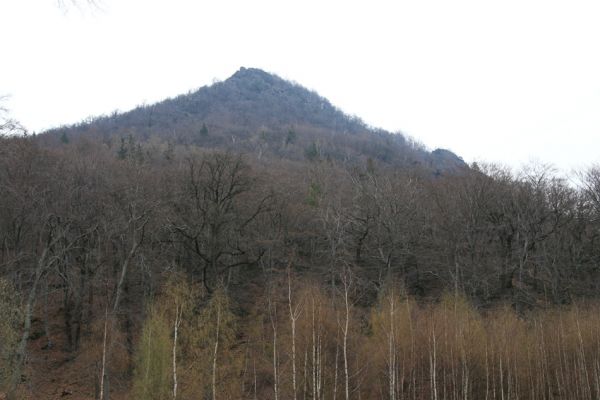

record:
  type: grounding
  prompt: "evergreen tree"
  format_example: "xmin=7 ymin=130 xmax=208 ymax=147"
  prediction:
xmin=304 ymin=141 xmax=319 ymax=161
xmin=285 ymin=129 xmax=297 ymax=146
xmin=117 ymin=137 xmax=128 ymax=159
xmin=60 ymin=131 xmax=69 ymax=144
xmin=200 ymin=123 xmax=209 ymax=137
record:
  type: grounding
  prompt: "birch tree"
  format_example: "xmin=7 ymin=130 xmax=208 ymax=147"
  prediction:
xmin=130 ymin=305 xmax=171 ymax=400
xmin=338 ymin=266 xmax=355 ymax=400
xmin=195 ymin=286 xmax=238 ymax=400
xmin=287 ymin=265 xmax=304 ymax=400
xmin=130 ymin=275 xmax=197 ymax=400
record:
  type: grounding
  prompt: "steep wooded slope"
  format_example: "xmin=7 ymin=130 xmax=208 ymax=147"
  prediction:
xmin=45 ymin=67 xmax=465 ymax=173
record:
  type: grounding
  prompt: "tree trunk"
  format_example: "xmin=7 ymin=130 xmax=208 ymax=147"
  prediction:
xmin=112 ymin=238 xmax=140 ymax=314
xmin=388 ymin=295 xmax=396 ymax=400
xmin=288 ymin=268 xmax=301 ymax=400
xmin=342 ymin=269 xmax=351 ymax=400
xmin=269 ymin=297 xmax=279 ymax=400
xmin=7 ymin=246 xmax=51 ymax=400
xmin=99 ymin=307 xmax=109 ymax=400
xmin=172 ymin=304 xmax=182 ymax=400
xmin=212 ymin=301 xmax=221 ymax=400
xmin=101 ymin=219 xmax=145 ymax=399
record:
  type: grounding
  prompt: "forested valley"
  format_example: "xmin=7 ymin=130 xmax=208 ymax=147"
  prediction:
xmin=2 ymin=69 xmax=600 ymax=399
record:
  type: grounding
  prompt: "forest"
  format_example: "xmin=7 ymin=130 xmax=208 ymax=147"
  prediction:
xmin=1 ymin=124 xmax=600 ymax=399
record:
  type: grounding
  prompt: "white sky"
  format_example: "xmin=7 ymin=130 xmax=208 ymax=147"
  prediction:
xmin=1 ymin=0 xmax=599 ymax=171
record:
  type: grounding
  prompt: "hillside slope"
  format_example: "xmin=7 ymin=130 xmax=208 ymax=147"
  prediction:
xmin=45 ymin=67 xmax=465 ymax=173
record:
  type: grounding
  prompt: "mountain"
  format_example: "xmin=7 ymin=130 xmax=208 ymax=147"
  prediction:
xmin=45 ymin=67 xmax=466 ymax=172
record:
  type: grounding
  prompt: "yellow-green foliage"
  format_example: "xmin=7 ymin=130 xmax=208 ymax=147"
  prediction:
xmin=0 ymin=278 xmax=22 ymax=390
xmin=131 ymin=275 xmax=200 ymax=400
xmin=363 ymin=292 xmax=600 ymax=400
xmin=187 ymin=286 xmax=240 ymax=399
xmin=132 ymin=279 xmax=600 ymax=400
xmin=131 ymin=278 xmax=243 ymax=400
xmin=130 ymin=304 xmax=172 ymax=400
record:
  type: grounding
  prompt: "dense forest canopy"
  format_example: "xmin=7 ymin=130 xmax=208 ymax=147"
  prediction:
xmin=1 ymin=69 xmax=600 ymax=399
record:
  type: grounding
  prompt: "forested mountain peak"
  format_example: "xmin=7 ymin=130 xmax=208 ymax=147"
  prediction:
xmin=228 ymin=66 xmax=294 ymax=89
xmin=45 ymin=67 xmax=466 ymax=173
xmin=189 ymin=66 xmax=364 ymax=133
xmin=5 ymin=68 xmax=600 ymax=400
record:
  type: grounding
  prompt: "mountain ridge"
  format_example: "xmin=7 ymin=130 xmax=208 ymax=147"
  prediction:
xmin=44 ymin=67 xmax=466 ymax=173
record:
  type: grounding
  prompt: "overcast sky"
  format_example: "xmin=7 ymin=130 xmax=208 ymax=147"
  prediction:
xmin=1 ymin=0 xmax=599 ymax=171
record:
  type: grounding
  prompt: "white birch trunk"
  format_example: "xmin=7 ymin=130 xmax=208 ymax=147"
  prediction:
xmin=212 ymin=302 xmax=221 ymax=400
xmin=172 ymin=304 xmax=182 ymax=400
xmin=100 ymin=307 xmax=109 ymax=400
xmin=430 ymin=327 xmax=438 ymax=400
xmin=288 ymin=268 xmax=301 ymax=400
xmin=333 ymin=338 xmax=339 ymax=400
xmin=269 ymin=294 xmax=279 ymax=400
xmin=342 ymin=270 xmax=351 ymax=400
